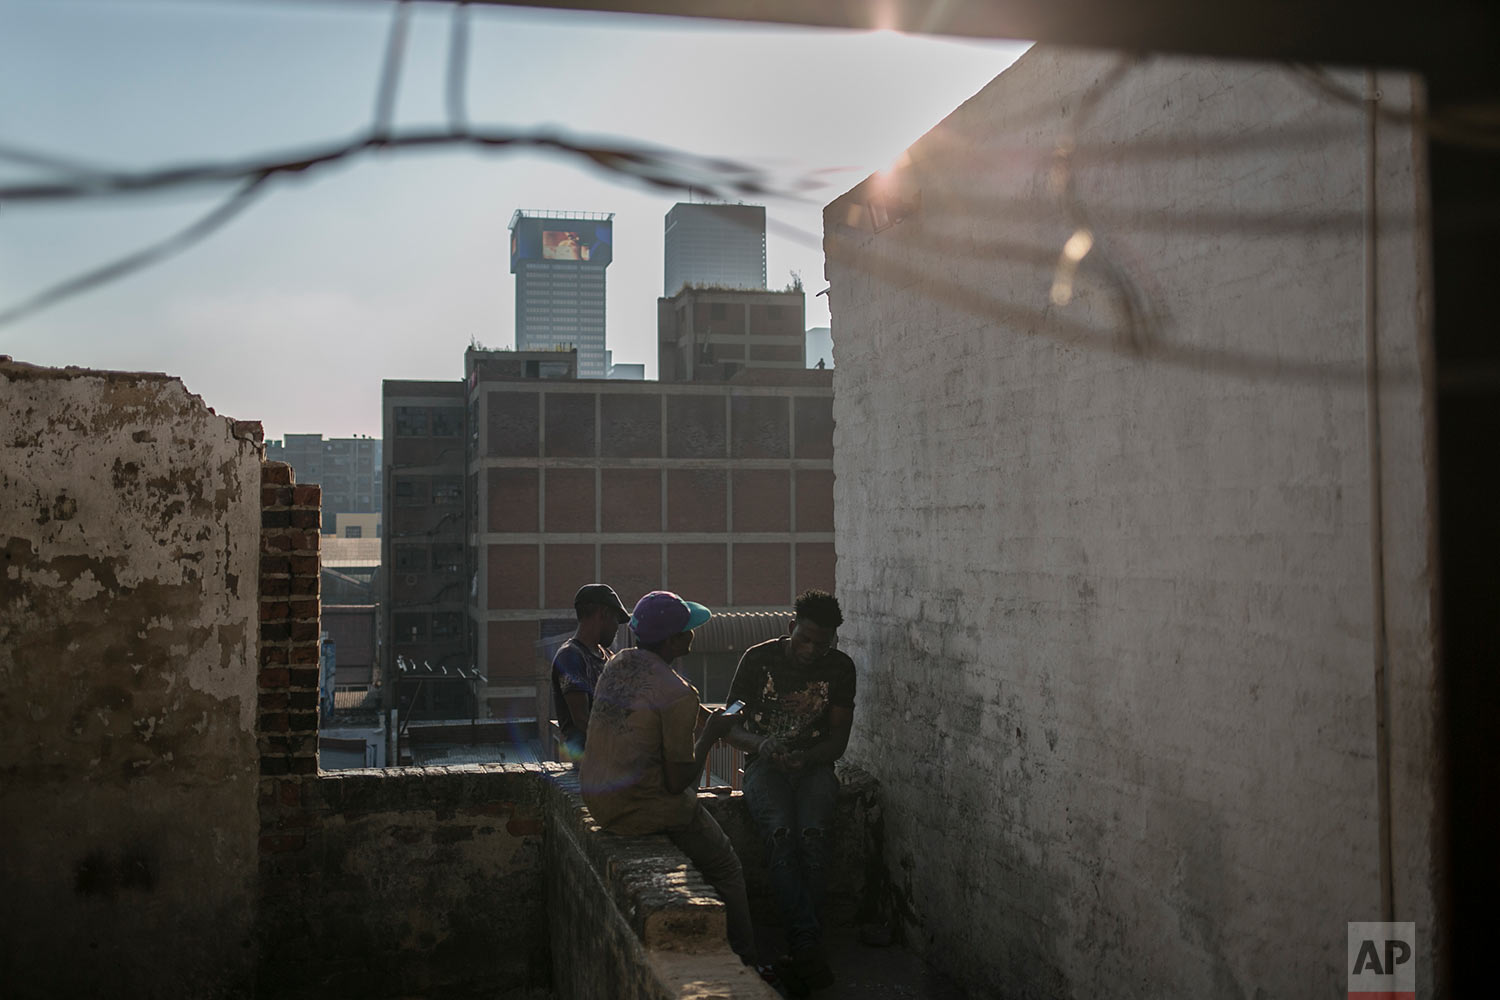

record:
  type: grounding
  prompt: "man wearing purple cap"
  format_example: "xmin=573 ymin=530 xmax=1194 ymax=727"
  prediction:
xmin=580 ymin=590 xmax=756 ymax=967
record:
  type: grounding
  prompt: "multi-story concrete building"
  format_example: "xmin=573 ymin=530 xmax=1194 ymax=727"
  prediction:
xmin=510 ymin=210 xmax=614 ymax=378
xmin=658 ymin=287 xmax=807 ymax=382
xmin=663 ymin=202 xmax=767 ymax=296
xmin=381 ymin=351 xmax=578 ymax=741
xmin=265 ymin=434 xmax=381 ymax=533
xmin=470 ymin=369 xmax=835 ymax=730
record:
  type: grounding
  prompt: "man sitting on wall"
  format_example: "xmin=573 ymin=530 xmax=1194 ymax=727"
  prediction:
xmin=723 ymin=589 xmax=856 ymax=994
xmin=551 ymin=583 xmax=630 ymax=763
xmin=580 ymin=590 xmax=757 ymax=968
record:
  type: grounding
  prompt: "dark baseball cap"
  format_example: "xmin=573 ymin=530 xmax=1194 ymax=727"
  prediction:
xmin=574 ymin=583 xmax=631 ymax=623
xmin=630 ymin=590 xmax=712 ymax=645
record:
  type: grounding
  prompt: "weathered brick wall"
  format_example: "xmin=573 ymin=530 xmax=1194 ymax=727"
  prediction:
xmin=256 ymin=468 xmax=551 ymax=999
xmin=543 ymin=773 xmax=779 ymax=1000
xmin=0 ymin=360 xmax=263 ymax=999
xmin=823 ymin=51 xmax=1438 ymax=997
xmin=257 ymin=765 xmax=551 ymax=1000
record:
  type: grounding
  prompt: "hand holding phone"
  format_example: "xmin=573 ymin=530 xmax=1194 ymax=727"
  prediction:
xmin=723 ymin=700 xmax=745 ymax=716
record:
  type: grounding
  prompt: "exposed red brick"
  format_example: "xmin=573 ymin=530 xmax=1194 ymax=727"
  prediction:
xmin=262 ymin=509 xmax=290 ymax=529
xmin=291 ymin=485 xmax=320 ymax=506
xmin=601 ymin=544 xmax=662 ymax=610
xmin=487 ymin=468 xmax=539 ymax=533
xmin=260 ymin=712 xmax=290 ymax=733
xmin=666 ymin=543 xmax=728 ymax=607
xmin=667 ymin=469 xmax=726 ymax=532
xmin=290 ymin=576 xmax=318 ymax=597
xmin=263 ymin=534 xmax=293 ymax=553
xmin=261 ymin=622 xmax=292 ymax=643
xmin=795 ymin=470 xmax=835 ymax=532
xmin=260 ymin=555 xmax=290 ymax=577
xmin=260 ymin=576 xmax=291 ymax=598
xmin=262 ymin=463 xmax=293 ymax=486
xmin=288 ymin=598 xmax=319 ymax=620
xmin=260 ymin=692 xmax=290 ymax=712
xmin=287 ymin=712 xmax=317 ymax=732
xmin=289 ymin=645 xmax=320 ymax=665
xmin=733 ymin=543 xmax=791 ymax=606
xmin=258 ymin=667 xmax=290 ymax=689
xmin=262 ymin=485 xmax=293 ymax=507
xmin=544 ymin=544 xmax=596 ymax=608
xmin=601 ymin=469 xmax=662 ymax=532
xmin=733 ymin=469 xmax=790 ymax=532
xmin=260 ymin=647 xmax=289 ymax=667
xmin=289 ymin=756 xmax=317 ymax=775
xmin=543 ymin=468 xmax=596 ymax=532
xmin=487 ymin=544 xmax=539 ymax=610
xmin=260 ymin=601 xmax=291 ymax=622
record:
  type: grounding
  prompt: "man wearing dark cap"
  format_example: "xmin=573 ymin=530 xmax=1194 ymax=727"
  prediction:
xmin=580 ymin=591 xmax=756 ymax=969
xmin=551 ymin=583 xmax=631 ymax=763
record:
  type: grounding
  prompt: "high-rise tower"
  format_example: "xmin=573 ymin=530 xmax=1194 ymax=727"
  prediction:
xmin=509 ymin=210 xmax=614 ymax=378
xmin=663 ymin=203 xmax=767 ymax=296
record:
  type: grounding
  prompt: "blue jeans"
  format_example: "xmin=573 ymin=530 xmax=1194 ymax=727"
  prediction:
xmin=742 ymin=757 xmax=840 ymax=953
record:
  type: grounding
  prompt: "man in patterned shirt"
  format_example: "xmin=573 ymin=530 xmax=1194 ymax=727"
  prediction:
xmin=551 ymin=583 xmax=630 ymax=763
xmin=723 ymin=590 xmax=855 ymax=993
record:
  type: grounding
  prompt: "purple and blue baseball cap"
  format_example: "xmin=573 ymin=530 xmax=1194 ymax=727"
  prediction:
xmin=630 ymin=590 xmax=712 ymax=645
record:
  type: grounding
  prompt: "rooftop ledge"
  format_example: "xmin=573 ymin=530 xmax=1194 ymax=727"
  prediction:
xmin=256 ymin=760 xmax=887 ymax=999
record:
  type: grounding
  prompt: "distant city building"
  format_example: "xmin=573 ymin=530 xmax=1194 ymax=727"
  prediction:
xmin=510 ymin=210 xmax=614 ymax=378
xmin=381 ymin=348 xmax=578 ymax=758
xmin=663 ymin=202 xmax=767 ymax=296
xmin=805 ymin=326 xmax=834 ymax=369
xmin=265 ymin=434 xmax=381 ymax=534
xmin=658 ymin=287 xmax=807 ymax=382
xmin=381 ymin=344 xmax=835 ymax=756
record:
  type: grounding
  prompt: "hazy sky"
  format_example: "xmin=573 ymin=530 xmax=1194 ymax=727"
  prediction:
xmin=0 ymin=0 xmax=1026 ymax=440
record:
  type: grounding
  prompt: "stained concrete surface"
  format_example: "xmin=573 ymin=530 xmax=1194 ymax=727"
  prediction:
xmin=754 ymin=926 xmax=968 ymax=1000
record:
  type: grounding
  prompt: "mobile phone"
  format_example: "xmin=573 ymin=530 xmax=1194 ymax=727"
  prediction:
xmin=723 ymin=700 xmax=745 ymax=716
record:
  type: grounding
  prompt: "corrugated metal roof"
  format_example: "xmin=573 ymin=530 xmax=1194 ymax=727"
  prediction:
xmin=685 ymin=611 xmax=791 ymax=653
xmin=322 ymin=537 xmax=382 ymax=567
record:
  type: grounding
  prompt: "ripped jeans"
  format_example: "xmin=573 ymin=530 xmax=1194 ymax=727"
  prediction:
xmin=741 ymin=756 xmax=840 ymax=953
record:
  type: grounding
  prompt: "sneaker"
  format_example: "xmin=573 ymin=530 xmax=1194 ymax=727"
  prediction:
xmin=790 ymin=946 xmax=834 ymax=991
xmin=771 ymin=956 xmax=810 ymax=998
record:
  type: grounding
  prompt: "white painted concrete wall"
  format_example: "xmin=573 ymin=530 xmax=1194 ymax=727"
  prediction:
xmin=0 ymin=361 xmax=263 ymax=997
xmin=824 ymin=49 xmax=1437 ymax=998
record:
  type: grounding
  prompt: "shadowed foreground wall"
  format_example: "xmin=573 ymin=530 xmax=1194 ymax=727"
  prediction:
xmin=0 ymin=360 xmax=263 ymax=997
xmin=824 ymin=50 xmax=1438 ymax=997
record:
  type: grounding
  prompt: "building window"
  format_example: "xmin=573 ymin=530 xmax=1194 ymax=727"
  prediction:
xmin=431 ymin=613 xmax=463 ymax=639
xmin=431 ymin=407 xmax=464 ymax=437
xmin=432 ymin=479 xmax=462 ymax=505
xmin=432 ymin=544 xmax=463 ymax=575
xmin=394 ymin=478 xmax=424 ymax=506
xmin=394 ymin=613 xmax=426 ymax=643
xmin=394 ymin=407 xmax=429 ymax=436
xmin=394 ymin=545 xmax=427 ymax=571
xmin=344 ymin=525 xmax=363 ymax=538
